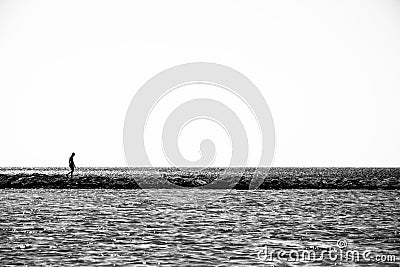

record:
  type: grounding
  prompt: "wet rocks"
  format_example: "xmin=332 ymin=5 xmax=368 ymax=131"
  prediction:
xmin=0 ymin=168 xmax=399 ymax=189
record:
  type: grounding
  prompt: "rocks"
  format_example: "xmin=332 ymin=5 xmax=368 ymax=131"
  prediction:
xmin=0 ymin=173 xmax=140 ymax=189
xmin=0 ymin=168 xmax=399 ymax=189
xmin=257 ymin=168 xmax=400 ymax=190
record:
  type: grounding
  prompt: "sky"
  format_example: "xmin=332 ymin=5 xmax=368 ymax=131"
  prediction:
xmin=1 ymin=0 xmax=400 ymax=167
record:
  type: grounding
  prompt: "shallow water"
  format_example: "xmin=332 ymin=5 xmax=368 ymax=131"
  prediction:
xmin=0 ymin=189 xmax=399 ymax=266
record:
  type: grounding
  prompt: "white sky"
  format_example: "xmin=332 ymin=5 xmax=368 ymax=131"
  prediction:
xmin=1 ymin=0 xmax=400 ymax=167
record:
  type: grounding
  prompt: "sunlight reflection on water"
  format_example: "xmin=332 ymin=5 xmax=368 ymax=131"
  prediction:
xmin=0 ymin=189 xmax=399 ymax=266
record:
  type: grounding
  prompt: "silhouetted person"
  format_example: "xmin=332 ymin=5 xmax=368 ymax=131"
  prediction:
xmin=66 ymin=152 xmax=76 ymax=178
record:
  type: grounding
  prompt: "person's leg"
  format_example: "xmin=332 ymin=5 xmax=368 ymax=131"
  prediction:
xmin=71 ymin=168 xmax=74 ymax=178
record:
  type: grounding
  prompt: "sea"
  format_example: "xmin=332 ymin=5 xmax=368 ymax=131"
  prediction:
xmin=0 ymin=168 xmax=399 ymax=266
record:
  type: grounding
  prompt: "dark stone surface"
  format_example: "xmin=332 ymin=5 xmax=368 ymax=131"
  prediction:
xmin=0 ymin=173 xmax=141 ymax=189
xmin=0 ymin=168 xmax=399 ymax=189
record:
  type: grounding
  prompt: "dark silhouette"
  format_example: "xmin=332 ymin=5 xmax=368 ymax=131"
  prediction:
xmin=66 ymin=152 xmax=76 ymax=178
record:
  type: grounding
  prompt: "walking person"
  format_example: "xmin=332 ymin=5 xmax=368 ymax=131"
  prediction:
xmin=66 ymin=152 xmax=76 ymax=178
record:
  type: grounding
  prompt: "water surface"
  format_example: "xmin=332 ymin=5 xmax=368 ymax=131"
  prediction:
xmin=0 ymin=189 xmax=399 ymax=266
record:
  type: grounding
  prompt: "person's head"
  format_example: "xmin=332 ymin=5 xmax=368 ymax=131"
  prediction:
xmin=72 ymin=152 xmax=75 ymax=157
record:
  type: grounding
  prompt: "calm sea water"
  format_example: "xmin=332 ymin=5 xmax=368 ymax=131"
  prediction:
xmin=0 ymin=188 xmax=399 ymax=266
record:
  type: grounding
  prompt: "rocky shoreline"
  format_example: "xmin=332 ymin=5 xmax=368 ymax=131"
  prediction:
xmin=0 ymin=168 xmax=399 ymax=189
